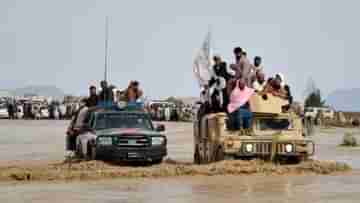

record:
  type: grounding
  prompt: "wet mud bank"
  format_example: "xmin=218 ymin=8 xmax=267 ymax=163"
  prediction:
xmin=0 ymin=159 xmax=351 ymax=182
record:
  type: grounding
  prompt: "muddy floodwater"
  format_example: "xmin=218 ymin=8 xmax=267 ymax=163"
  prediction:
xmin=1 ymin=120 xmax=360 ymax=202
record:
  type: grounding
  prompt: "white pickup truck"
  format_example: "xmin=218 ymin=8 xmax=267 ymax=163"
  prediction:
xmin=0 ymin=103 xmax=8 ymax=119
xmin=305 ymin=107 xmax=334 ymax=119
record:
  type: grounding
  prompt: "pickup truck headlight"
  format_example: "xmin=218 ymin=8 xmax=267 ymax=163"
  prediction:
xmin=151 ymin=137 xmax=165 ymax=146
xmin=97 ymin=137 xmax=112 ymax=146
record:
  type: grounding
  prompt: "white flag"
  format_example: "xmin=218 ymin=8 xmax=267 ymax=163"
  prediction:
xmin=193 ymin=32 xmax=212 ymax=87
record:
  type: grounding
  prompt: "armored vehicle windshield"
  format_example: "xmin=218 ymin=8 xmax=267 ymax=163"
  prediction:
xmin=257 ymin=118 xmax=291 ymax=131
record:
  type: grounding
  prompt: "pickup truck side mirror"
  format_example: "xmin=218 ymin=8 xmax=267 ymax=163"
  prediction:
xmin=156 ymin=124 xmax=165 ymax=132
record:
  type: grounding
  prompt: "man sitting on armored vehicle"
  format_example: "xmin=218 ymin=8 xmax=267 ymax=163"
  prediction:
xmin=275 ymin=73 xmax=286 ymax=88
xmin=283 ymin=85 xmax=293 ymax=111
xmin=208 ymin=55 xmax=232 ymax=113
xmin=210 ymin=55 xmax=233 ymax=82
xmin=274 ymin=73 xmax=293 ymax=105
xmin=227 ymin=78 xmax=255 ymax=130
xmin=252 ymin=71 xmax=267 ymax=92
xmin=252 ymin=56 xmax=264 ymax=73
xmin=262 ymin=77 xmax=288 ymax=99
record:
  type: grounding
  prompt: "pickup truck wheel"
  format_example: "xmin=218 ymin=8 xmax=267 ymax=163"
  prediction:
xmin=90 ymin=146 xmax=97 ymax=160
xmin=75 ymin=143 xmax=83 ymax=159
xmin=85 ymin=142 xmax=96 ymax=161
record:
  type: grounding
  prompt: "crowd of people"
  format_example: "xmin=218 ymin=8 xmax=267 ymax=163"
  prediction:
xmin=0 ymin=80 xmax=145 ymax=120
xmin=147 ymin=102 xmax=194 ymax=122
xmin=199 ymin=47 xmax=293 ymax=130
xmin=1 ymin=79 xmax=199 ymax=123
xmin=1 ymin=98 xmax=73 ymax=120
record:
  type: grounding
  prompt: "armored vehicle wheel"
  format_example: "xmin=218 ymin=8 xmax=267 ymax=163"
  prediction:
xmin=194 ymin=146 xmax=201 ymax=164
xmin=214 ymin=148 xmax=225 ymax=162
xmin=289 ymin=156 xmax=302 ymax=164
xmin=303 ymin=154 xmax=310 ymax=162
xmin=152 ymin=158 xmax=163 ymax=165
xmin=295 ymin=154 xmax=309 ymax=163
xmin=279 ymin=155 xmax=305 ymax=165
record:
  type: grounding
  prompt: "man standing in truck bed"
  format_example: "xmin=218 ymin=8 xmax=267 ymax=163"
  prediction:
xmin=99 ymin=80 xmax=114 ymax=102
xmin=86 ymin=86 xmax=99 ymax=107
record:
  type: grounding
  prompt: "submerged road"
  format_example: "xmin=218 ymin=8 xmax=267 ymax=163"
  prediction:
xmin=0 ymin=120 xmax=360 ymax=203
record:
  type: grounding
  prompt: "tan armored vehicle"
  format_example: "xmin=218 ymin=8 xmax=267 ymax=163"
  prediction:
xmin=193 ymin=94 xmax=315 ymax=164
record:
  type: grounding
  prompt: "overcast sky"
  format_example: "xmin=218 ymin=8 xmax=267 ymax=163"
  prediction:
xmin=0 ymin=0 xmax=358 ymax=100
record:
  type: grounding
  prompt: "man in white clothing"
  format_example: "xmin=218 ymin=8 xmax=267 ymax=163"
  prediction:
xmin=252 ymin=71 xmax=267 ymax=92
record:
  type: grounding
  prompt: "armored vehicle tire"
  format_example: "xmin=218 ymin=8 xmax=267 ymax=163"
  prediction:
xmin=294 ymin=154 xmax=310 ymax=163
xmin=278 ymin=155 xmax=307 ymax=165
xmin=214 ymin=148 xmax=225 ymax=162
xmin=287 ymin=156 xmax=302 ymax=164
xmin=152 ymin=158 xmax=163 ymax=165
xmin=194 ymin=146 xmax=201 ymax=164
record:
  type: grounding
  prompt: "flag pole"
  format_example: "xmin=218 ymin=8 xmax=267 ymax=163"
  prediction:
xmin=104 ymin=16 xmax=109 ymax=82
xmin=207 ymin=25 xmax=212 ymax=58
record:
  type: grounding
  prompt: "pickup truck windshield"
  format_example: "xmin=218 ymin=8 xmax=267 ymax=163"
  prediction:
xmin=95 ymin=113 xmax=153 ymax=130
xmin=259 ymin=119 xmax=291 ymax=130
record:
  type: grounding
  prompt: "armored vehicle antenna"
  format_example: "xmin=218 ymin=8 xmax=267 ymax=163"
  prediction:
xmin=104 ymin=16 xmax=110 ymax=82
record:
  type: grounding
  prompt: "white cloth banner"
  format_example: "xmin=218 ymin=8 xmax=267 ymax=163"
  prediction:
xmin=193 ymin=32 xmax=212 ymax=87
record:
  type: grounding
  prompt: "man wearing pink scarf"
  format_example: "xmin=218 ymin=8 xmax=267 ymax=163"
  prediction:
xmin=228 ymin=78 xmax=254 ymax=130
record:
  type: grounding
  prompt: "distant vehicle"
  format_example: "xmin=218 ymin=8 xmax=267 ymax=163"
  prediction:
xmin=149 ymin=101 xmax=176 ymax=110
xmin=0 ymin=103 xmax=8 ymax=119
xmin=15 ymin=105 xmax=24 ymax=119
xmin=70 ymin=106 xmax=167 ymax=164
xmin=305 ymin=107 xmax=334 ymax=119
xmin=31 ymin=105 xmax=41 ymax=119
xmin=40 ymin=107 xmax=50 ymax=119
xmin=194 ymin=94 xmax=315 ymax=164
xmin=148 ymin=101 xmax=176 ymax=108
xmin=148 ymin=101 xmax=177 ymax=121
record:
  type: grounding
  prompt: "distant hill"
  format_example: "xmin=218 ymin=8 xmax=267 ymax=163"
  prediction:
xmin=327 ymin=88 xmax=360 ymax=112
xmin=11 ymin=85 xmax=65 ymax=99
xmin=0 ymin=90 xmax=13 ymax=97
